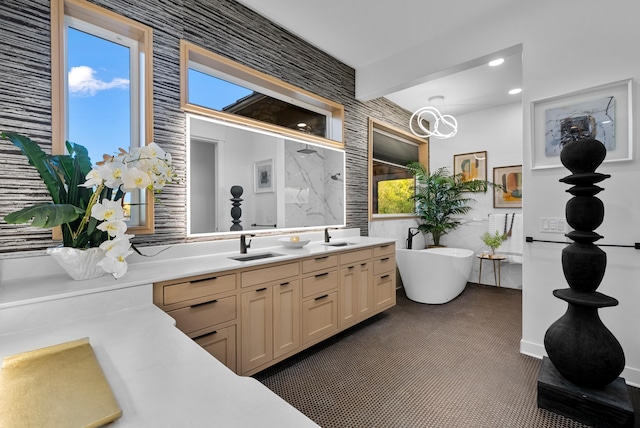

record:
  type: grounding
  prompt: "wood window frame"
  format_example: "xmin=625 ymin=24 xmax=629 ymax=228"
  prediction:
xmin=180 ymin=40 xmax=344 ymax=149
xmin=51 ymin=0 xmax=155 ymax=234
xmin=368 ymin=118 xmax=429 ymax=221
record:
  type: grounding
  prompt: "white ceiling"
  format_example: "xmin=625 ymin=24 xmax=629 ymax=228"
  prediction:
xmin=235 ymin=0 xmax=523 ymax=117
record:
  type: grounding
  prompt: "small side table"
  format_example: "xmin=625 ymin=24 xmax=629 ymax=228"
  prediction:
xmin=477 ymin=254 xmax=507 ymax=287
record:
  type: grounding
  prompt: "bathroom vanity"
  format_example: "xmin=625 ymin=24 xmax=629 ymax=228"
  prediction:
xmin=0 ymin=230 xmax=395 ymax=426
xmin=152 ymin=238 xmax=396 ymax=375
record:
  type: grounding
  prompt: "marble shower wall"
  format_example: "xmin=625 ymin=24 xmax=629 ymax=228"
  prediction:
xmin=284 ymin=142 xmax=344 ymax=227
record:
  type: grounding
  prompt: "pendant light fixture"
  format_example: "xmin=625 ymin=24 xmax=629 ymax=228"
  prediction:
xmin=409 ymin=95 xmax=458 ymax=139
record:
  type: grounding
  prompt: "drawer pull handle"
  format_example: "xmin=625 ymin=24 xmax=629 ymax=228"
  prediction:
xmin=193 ymin=330 xmax=217 ymax=340
xmin=191 ymin=299 xmax=217 ymax=308
xmin=280 ymin=281 xmax=290 ymax=286
xmin=191 ymin=276 xmax=217 ymax=283
xmin=256 ymin=287 xmax=267 ymax=292
xmin=315 ymin=272 xmax=329 ymax=278
xmin=381 ymin=274 xmax=390 ymax=279
xmin=381 ymin=257 xmax=390 ymax=261
xmin=380 ymin=244 xmax=390 ymax=249
xmin=348 ymin=266 xmax=354 ymax=270
xmin=315 ymin=256 xmax=329 ymax=260
xmin=361 ymin=263 xmax=367 ymax=266
xmin=315 ymin=294 xmax=329 ymax=301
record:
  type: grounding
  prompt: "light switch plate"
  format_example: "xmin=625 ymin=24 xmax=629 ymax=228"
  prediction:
xmin=540 ymin=217 xmax=567 ymax=234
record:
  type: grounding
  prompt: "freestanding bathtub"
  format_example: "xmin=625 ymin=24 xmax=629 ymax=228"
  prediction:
xmin=396 ymin=247 xmax=474 ymax=304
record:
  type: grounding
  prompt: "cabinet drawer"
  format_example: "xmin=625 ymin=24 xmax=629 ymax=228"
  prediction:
xmin=373 ymin=243 xmax=395 ymax=258
xmin=339 ymin=248 xmax=372 ymax=266
xmin=302 ymin=270 xmax=338 ymax=298
xmin=241 ymin=262 xmax=299 ymax=288
xmin=302 ymin=292 xmax=338 ymax=345
xmin=163 ymin=273 xmax=236 ymax=306
xmin=373 ymin=255 xmax=395 ymax=275
xmin=302 ymin=255 xmax=338 ymax=274
xmin=171 ymin=295 xmax=237 ymax=334
xmin=194 ymin=325 xmax=236 ymax=372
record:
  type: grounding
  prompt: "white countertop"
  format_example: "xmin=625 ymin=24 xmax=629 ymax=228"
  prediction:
xmin=0 ymin=304 xmax=319 ymax=427
xmin=0 ymin=230 xmax=396 ymax=427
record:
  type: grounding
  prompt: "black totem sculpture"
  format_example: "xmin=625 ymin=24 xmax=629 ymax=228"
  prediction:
xmin=537 ymin=139 xmax=633 ymax=427
xmin=230 ymin=185 xmax=243 ymax=231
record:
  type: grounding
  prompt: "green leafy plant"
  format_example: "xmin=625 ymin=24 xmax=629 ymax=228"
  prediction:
xmin=481 ymin=230 xmax=505 ymax=254
xmin=2 ymin=132 xmax=175 ymax=278
xmin=407 ymin=162 xmax=490 ymax=247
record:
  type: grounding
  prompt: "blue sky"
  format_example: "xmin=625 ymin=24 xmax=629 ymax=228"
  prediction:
xmin=68 ymin=27 xmax=252 ymax=165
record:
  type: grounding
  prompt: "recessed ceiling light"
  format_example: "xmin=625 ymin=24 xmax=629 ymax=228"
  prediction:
xmin=489 ymin=58 xmax=504 ymax=67
xmin=508 ymin=88 xmax=522 ymax=95
xmin=297 ymin=122 xmax=307 ymax=128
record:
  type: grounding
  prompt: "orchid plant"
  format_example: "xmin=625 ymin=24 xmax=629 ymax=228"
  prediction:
xmin=2 ymin=132 xmax=176 ymax=278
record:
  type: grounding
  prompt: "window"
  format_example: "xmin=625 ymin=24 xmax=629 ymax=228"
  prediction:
xmin=51 ymin=0 xmax=154 ymax=233
xmin=181 ymin=41 xmax=344 ymax=148
xmin=369 ymin=118 xmax=429 ymax=219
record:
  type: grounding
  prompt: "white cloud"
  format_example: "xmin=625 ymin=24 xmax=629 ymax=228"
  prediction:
xmin=68 ymin=65 xmax=129 ymax=96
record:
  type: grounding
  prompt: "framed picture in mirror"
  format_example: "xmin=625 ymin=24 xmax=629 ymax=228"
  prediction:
xmin=254 ymin=159 xmax=274 ymax=193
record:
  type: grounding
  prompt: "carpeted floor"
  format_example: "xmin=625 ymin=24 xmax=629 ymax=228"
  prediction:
xmin=254 ymin=283 xmax=639 ymax=428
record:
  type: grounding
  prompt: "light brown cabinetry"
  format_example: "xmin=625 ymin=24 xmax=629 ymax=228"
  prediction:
xmin=153 ymin=272 xmax=239 ymax=371
xmin=153 ymin=241 xmax=396 ymax=376
xmin=300 ymin=255 xmax=339 ymax=346
xmin=240 ymin=262 xmax=300 ymax=374
xmin=339 ymin=248 xmax=373 ymax=328
xmin=372 ymin=244 xmax=396 ymax=312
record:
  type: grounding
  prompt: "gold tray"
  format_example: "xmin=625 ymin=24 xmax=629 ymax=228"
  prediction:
xmin=0 ymin=337 xmax=122 ymax=427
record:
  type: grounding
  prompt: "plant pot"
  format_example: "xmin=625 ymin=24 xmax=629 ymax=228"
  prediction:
xmin=46 ymin=247 xmax=107 ymax=281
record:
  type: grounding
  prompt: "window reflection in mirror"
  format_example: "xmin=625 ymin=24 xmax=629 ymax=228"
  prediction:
xmin=187 ymin=68 xmax=328 ymax=138
xmin=187 ymin=114 xmax=345 ymax=236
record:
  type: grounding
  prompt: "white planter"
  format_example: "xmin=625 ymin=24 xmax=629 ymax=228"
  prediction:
xmin=46 ymin=247 xmax=107 ymax=281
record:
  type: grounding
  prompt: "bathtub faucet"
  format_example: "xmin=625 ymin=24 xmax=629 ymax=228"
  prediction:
xmin=406 ymin=227 xmax=420 ymax=249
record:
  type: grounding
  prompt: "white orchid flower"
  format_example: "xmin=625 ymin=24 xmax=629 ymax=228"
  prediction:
xmin=122 ymin=167 xmax=152 ymax=191
xmin=91 ymin=199 xmax=125 ymax=222
xmin=99 ymin=161 xmax=126 ymax=188
xmin=82 ymin=168 xmax=103 ymax=188
xmin=97 ymin=219 xmax=128 ymax=237
xmin=97 ymin=250 xmax=133 ymax=279
xmin=99 ymin=234 xmax=133 ymax=257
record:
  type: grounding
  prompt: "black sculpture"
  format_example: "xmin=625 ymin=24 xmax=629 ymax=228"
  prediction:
xmin=538 ymin=138 xmax=633 ymax=427
xmin=230 ymin=185 xmax=243 ymax=231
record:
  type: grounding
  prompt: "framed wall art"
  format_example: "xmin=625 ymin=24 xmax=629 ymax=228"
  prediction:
xmin=531 ymin=78 xmax=633 ymax=169
xmin=453 ymin=151 xmax=487 ymax=183
xmin=493 ymin=165 xmax=522 ymax=208
xmin=254 ymin=159 xmax=274 ymax=193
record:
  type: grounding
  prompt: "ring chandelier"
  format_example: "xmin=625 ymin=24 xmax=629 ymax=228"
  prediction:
xmin=409 ymin=96 xmax=458 ymax=139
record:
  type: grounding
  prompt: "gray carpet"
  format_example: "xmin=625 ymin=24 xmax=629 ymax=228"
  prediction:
xmin=254 ymin=283 xmax=639 ymax=427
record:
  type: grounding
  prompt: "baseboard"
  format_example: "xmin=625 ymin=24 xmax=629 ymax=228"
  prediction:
xmin=519 ymin=339 xmax=640 ymax=388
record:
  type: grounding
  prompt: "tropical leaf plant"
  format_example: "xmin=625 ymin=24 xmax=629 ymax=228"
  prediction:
xmin=1 ymin=132 xmax=108 ymax=248
xmin=407 ymin=162 xmax=492 ymax=247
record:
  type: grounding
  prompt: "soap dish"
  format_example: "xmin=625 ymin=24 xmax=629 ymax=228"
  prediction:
xmin=278 ymin=238 xmax=310 ymax=249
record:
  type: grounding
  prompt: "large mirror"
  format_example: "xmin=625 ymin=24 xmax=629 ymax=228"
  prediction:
xmin=187 ymin=114 xmax=345 ymax=235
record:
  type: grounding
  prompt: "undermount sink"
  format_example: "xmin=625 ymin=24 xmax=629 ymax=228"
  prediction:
xmin=323 ymin=242 xmax=356 ymax=247
xmin=229 ymin=252 xmax=283 ymax=262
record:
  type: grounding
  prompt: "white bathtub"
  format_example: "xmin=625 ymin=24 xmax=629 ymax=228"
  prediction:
xmin=396 ymin=247 xmax=474 ymax=304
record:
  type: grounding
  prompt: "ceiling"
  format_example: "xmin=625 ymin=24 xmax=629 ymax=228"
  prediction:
xmin=235 ymin=0 xmax=523 ymax=118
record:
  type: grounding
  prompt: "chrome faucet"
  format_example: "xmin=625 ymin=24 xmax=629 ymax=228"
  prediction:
xmin=324 ymin=227 xmax=338 ymax=243
xmin=240 ymin=234 xmax=255 ymax=254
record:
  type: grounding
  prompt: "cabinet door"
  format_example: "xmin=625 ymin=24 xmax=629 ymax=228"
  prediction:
xmin=356 ymin=261 xmax=374 ymax=318
xmin=194 ymin=325 xmax=236 ymax=372
xmin=302 ymin=292 xmax=338 ymax=345
xmin=273 ymin=280 xmax=300 ymax=359
xmin=374 ymin=273 xmax=396 ymax=312
xmin=241 ymin=287 xmax=273 ymax=373
xmin=339 ymin=265 xmax=358 ymax=328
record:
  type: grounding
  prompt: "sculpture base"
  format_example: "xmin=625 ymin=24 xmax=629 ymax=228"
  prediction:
xmin=537 ymin=357 xmax=634 ymax=427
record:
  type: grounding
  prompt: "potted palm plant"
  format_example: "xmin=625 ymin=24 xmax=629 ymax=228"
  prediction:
xmin=407 ymin=162 xmax=489 ymax=247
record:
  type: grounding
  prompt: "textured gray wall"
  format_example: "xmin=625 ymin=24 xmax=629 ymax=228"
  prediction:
xmin=0 ymin=0 xmax=413 ymax=252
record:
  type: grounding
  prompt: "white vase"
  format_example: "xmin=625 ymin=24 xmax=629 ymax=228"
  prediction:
xmin=46 ymin=247 xmax=107 ymax=281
